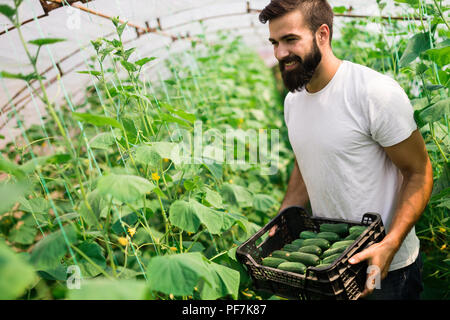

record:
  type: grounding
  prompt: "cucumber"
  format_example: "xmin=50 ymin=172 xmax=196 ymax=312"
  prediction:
xmin=286 ymin=252 xmax=320 ymax=266
xmin=344 ymin=230 xmax=363 ymax=240
xmin=298 ymin=245 xmax=322 ymax=256
xmin=271 ymin=250 xmax=291 ymax=260
xmin=319 ymin=223 xmax=349 ymax=236
xmin=262 ymin=257 xmax=286 ymax=268
xmin=291 ymin=239 xmax=305 ymax=247
xmin=321 ymin=253 xmax=342 ymax=265
xmin=299 ymin=230 xmax=317 ymax=239
xmin=283 ymin=243 xmax=301 ymax=252
xmin=301 ymin=238 xmax=330 ymax=250
xmin=349 ymin=225 xmax=367 ymax=234
xmin=321 ymin=246 xmax=347 ymax=258
xmin=315 ymin=263 xmax=331 ymax=269
xmin=316 ymin=231 xmax=340 ymax=243
xmin=277 ymin=261 xmax=306 ymax=274
xmin=331 ymin=240 xmax=355 ymax=249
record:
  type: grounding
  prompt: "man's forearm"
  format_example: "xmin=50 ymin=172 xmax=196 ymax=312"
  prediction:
xmin=279 ymin=158 xmax=309 ymax=211
xmin=384 ymin=159 xmax=434 ymax=251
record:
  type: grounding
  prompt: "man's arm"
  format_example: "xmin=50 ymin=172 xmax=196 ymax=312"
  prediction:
xmin=349 ymin=129 xmax=434 ymax=297
xmin=269 ymin=156 xmax=310 ymax=236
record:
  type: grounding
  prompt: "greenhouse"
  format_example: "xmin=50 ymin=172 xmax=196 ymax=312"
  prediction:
xmin=0 ymin=0 xmax=448 ymax=301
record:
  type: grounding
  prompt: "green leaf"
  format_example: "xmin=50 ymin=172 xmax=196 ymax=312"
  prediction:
xmin=0 ymin=4 xmax=16 ymax=22
xmin=8 ymin=224 xmax=37 ymax=245
xmin=89 ymin=130 xmax=122 ymax=150
xmin=30 ymin=225 xmax=77 ymax=272
xmin=147 ymin=142 xmax=182 ymax=165
xmin=78 ymin=189 xmax=104 ymax=227
xmin=77 ymin=70 xmax=102 ymax=77
xmin=168 ymin=200 xmax=201 ymax=233
xmin=120 ymin=60 xmax=137 ymax=72
xmin=0 ymin=181 xmax=32 ymax=214
xmin=20 ymin=154 xmax=71 ymax=174
xmin=135 ymin=57 xmax=156 ymax=67
xmin=203 ymin=187 xmax=224 ymax=209
xmin=0 ymin=242 xmax=36 ymax=299
xmin=253 ymin=194 xmax=277 ymax=212
xmin=333 ymin=6 xmax=347 ymax=14
xmin=96 ymin=173 xmax=155 ymax=203
xmin=134 ymin=145 xmax=162 ymax=168
xmin=18 ymin=197 xmax=49 ymax=213
xmin=67 ymin=279 xmax=148 ymax=300
xmin=199 ymin=262 xmax=240 ymax=300
xmin=0 ymin=70 xmax=40 ymax=82
xmin=72 ymin=112 xmax=123 ymax=129
xmin=76 ymin=240 xmax=106 ymax=278
xmin=28 ymin=38 xmax=66 ymax=46
xmin=221 ymin=183 xmax=253 ymax=208
xmin=418 ymin=97 xmax=450 ymax=124
xmin=146 ymin=252 xmax=213 ymax=296
xmin=399 ymin=32 xmax=431 ymax=68
xmin=0 ymin=155 xmax=26 ymax=179
xmin=423 ymin=46 xmax=450 ymax=67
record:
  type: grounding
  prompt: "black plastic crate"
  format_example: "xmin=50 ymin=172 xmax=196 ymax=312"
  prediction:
xmin=236 ymin=205 xmax=386 ymax=300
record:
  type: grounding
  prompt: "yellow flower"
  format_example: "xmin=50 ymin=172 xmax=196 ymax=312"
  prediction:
xmin=163 ymin=158 xmax=169 ymax=163
xmin=169 ymin=293 xmax=174 ymax=299
xmin=152 ymin=172 xmax=160 ymax=181
xmin=229 ymin=179 xmax=233 ymax=183
xmin=128 ymin=227 xmax=136 ymax=237
xmin=169 ymin=246 xmax=177 ymax=251
xmin=439 ymin=227 xmax=446 ymax=233
xmin=118 ymin=237 xmax=128 ymax=246
xmin=239 ymin=118 xmax=244 ymax=123
xmin=440 ymin=244 xmax=447 ymax=251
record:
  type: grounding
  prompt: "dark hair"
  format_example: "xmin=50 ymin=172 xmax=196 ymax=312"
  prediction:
xmin=259 ymin=0 xmax=334 ymax=43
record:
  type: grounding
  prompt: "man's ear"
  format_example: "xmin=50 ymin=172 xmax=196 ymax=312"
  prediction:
xmin=316 ymin=24 xmax=330 ymax=45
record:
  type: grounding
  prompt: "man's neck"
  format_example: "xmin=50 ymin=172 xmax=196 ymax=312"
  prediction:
xmin=305 ymin=54 xmax=342 ymax=94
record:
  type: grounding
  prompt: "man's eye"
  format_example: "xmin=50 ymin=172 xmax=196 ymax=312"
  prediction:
xmin=287 ymin=38 xmax=297 ymax=42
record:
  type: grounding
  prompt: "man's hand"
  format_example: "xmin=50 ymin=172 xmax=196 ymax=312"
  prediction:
xmin=348 ymin=238 xmax=399 ymax=298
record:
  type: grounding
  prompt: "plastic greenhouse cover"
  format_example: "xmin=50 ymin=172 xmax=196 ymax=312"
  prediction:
xmin=0 ymin=0 xmax=418 ymax=148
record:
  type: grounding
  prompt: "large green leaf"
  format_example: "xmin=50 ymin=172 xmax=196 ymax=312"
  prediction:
xmin=253 ymin=194 xmax=277 ymax=212
xmin=221 ymin=183 xmax=253 ymax=208
xmin=29 ymin=225 xmax=77 ymax=272
xmin=146 ymin=252 xmax=213 ymax=296
xmin=417 ymin=98 xmax=450 ymax=124
xmin=199 ymin=261 xmax=240 ymax=300
xmin=134 ymin=145 xmax=162 ymax=168
xmin=72 ymin=112 xmax=123 ymax=129
xmin=76 ymin=240 xmax=106 ymax=278
xmin=0 ymin=181 xmax=32 ymax=214
xmin=169 ymin=199 xmax=237 ymax=234
xmin=96 ymin=173 xmax=155 ymax=203
xmin=0 ymin=242 xmax=36 ymax=299
xmin=399 ymin=32 xmax=431 ymax=68
xmin=21 ymin=154 xmax=71 ymax=173
xmin=0 ymin=155 xmax=26 ymax=179
xmin=67 ymin=279 xmax=148 ymax=300
xmin=423 ymin=46 xmax=450 ymax=67
xmin=89 ymin=130 xmax=122 ymax=150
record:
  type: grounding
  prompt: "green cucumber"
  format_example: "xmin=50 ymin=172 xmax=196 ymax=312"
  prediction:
xmin=298 ymin=245 xmax=322 ymax=256
xmin=321 ymin=253 xmax=342 ymax=264
xmin=299 ymin=230 xmax=317 ymax=239
xmin=319 ymin=223 xmax=349 ymax=236
xmin=344 ymin=230 xmax=363 ymax=240
xmin=315 ymin=263 xmax=331 ymax=269
xmin=262 ymin=257 xmax=287 ymax=268
xmin=331 ymin=240 xmax=355 ymax=249
xmin=277 ymin=261 xmax=306 ymax=274
xmin=316 ymin=231 xmax=340 ymax=243
xmin=283 ymin=243 xmax=301 ymax=252
xmin=349 ymin=225 xmax=367 ymax=234
xmin=301 ymin=238 xmax=330 ymax=250
xmin=271 ymin=250 xmax=291 ymax=260
xmin=321 ymin=246 xmax=348 ymax=258
xmin=286 ymin=252 xmax=320 ymax=266
xmin=291 ymin=239 xmax=305 ymax=247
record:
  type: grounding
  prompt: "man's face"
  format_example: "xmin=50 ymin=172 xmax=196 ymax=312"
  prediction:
xmin=268 ymin=10 xmax=322 ymax=92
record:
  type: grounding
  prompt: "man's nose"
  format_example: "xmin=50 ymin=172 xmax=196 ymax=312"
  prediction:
xmin=275 ymin=44 xmax=290 ymax=62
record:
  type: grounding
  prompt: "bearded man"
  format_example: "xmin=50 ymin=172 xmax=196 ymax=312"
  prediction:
xmin=261 ymin=0 xmax=433 ymax=300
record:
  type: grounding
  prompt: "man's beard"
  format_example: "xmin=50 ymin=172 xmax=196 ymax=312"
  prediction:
xmin=279 ymin=38 xmax=322 ymax=92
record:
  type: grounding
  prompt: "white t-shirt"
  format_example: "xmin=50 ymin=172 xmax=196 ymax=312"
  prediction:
xmin=284 ymin=60 xmax=419 ymax=271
